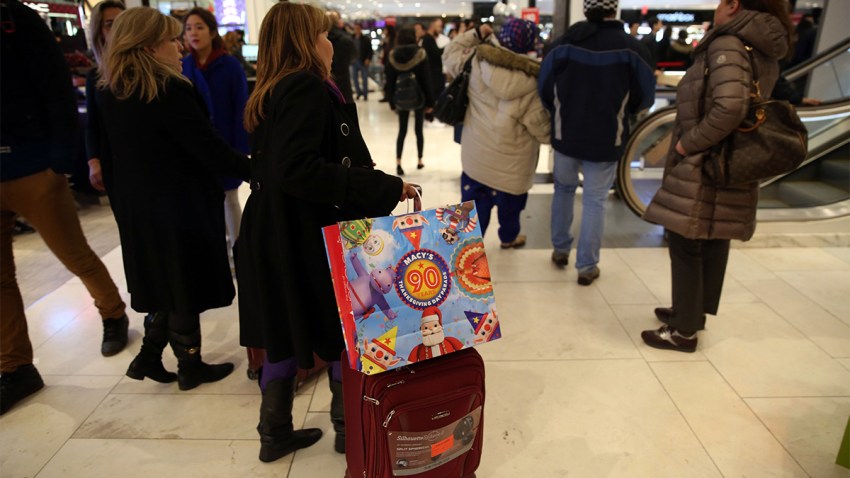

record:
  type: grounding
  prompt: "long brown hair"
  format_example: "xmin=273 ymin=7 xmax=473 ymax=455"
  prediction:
xmin=243 ymin=2 xmax=331 ymax=132
xmin=736 ymin=0 xmax=794 ymax=58
xmin=99 ymin=7 xmax=189 ymax=102
xmin=89 ymin=0 xmax=126 ymax=65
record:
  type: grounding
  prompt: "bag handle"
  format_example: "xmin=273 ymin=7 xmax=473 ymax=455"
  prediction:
xmin=698 ymin=38 xmax=761 ymax=129
xmin=406 ymin=184 xmax=423 ymax=213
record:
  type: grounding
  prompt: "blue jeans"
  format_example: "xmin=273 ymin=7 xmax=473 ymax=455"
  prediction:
xmin=351 ymin=60 xmax=369 ymax=98
xmin=551 ymin=151 xmax=617 ymax=272
xmin=461 ymin=173 xmax=527 ymax=244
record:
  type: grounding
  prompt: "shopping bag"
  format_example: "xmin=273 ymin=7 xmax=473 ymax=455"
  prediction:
xmin=323 ymin=200 xmax=500 ymax=375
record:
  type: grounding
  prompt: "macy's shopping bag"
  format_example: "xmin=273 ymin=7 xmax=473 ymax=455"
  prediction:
xmin=323 ymin=200 xmax=500 ymax=375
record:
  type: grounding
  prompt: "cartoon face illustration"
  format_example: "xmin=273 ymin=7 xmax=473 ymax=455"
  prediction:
xmin=362 ymin=234 xmax=384 ymax=256
xmin=440 ymin=227 xmax=460 ymax=245
xmin=370 ymin=267 xmax=397 ymax=294
xmin=340 ymin=219 xmax=373 ymax=249
xmin=474 ymin=313 xmax=500 ymax=344
xmin=360 ymin=331 xmax=401 ymax=375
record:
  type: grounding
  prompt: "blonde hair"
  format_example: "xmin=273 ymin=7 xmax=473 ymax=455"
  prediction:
xmin=88 ymin=0 xmax=126 ymax=65
xmin=244 ymin=2 xmax=332 ymax=132
xmin=99 ymin=7 xmax=188 ymax=103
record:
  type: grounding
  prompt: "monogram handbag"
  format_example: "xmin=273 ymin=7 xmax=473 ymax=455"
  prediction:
xmin=702 ymin=44 xmax=808 ymax=186
xmin=433 ymin=53 xmax=475 ymax=126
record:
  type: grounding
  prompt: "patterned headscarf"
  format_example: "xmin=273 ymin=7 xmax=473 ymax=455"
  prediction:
xmin=583 ymin=0 xmax=619 ymax=13
xmin=497 ymin=17 xmax=538 ymax=54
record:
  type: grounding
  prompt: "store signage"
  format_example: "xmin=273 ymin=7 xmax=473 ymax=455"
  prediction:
xmin=656 ymin=12 xmax=696 ymax=23
xmin=24 ymin=2 xmax=49 ymax=13
xmin=521 ymin=7 xmax=539 ymax=24
xmin=215 ymin=0 xmax=244 ymax=26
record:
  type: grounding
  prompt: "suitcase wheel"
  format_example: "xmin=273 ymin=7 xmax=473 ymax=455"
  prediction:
xmin=246 ymin=368 xmax=260 ymax=380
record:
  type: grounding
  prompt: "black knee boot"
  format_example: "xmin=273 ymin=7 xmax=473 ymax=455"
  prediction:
xmin=126 ymin=313 xmax=177 ymax=383
xmin=258 ymin=377 xmax=323 ymax=462
xmin=167 ymin=328 xmax=234 ymax=391
xmin=328 ymin=369 xmax=345 ymax=454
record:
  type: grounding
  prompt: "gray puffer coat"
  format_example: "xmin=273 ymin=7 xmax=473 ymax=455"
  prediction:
xmin=642 ymin=10 xmax=788 ymax=241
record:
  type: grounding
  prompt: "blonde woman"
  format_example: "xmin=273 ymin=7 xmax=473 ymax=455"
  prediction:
xmin=235 ymin=2 xmax=419 ymax=462
xmin=96 ymin=7 xmax=249 ymax=390
xmin=85 ymin=0 xmax=124 ymax=194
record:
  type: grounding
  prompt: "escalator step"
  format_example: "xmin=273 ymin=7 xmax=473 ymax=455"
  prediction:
xmin=820 ymin=159 xmax=850 ymax=191
xmin=778 ymin=181 xmax=850 ymax=207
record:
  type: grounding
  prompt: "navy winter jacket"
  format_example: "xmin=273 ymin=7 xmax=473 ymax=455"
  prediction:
xmin=182 ymin=53 xmax=249 ymax=190
xmin=538 ymin=20 xmax=656 ymax=162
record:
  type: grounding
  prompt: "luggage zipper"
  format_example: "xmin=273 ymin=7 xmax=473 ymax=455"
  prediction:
xmin=382 ymin=385 xmax=481 ymax=429
xmin=363 ymin=396 xmax=380 ymax=406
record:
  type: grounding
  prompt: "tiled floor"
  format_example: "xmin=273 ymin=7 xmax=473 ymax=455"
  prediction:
xmin=2 ymin=97 xmax=849 ymax=478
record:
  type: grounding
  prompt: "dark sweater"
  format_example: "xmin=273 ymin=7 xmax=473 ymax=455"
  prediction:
xmin=1 ymin=0 xmax=78 ymax=181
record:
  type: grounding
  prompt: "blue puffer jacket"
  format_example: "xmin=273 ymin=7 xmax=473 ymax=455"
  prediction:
xmin=538 ymin=20 xmax=656 ymax=162
xmin=182 ymin=52 xmax=249 ymax=190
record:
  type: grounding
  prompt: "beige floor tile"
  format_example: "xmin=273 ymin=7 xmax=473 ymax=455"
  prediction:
xmin=37 ymin=439 xmax=289 ymax=478
xmin=287 ymin=412 xmax=347 ymax=478
xmin=73 ymin=393 xmax=290 ymax=440
xmin=478 ymin=282 xmax=640 ymax=361
xmin=777 ymin=270 xmax=850 ymax=326
xmin=594 ymin=250 xmax=660 ymax=305
xmin=717 ymin=275 xmax=760 ymax=304
xmin=740 ymin=278 xmax=850 ymax=358
xmin=487 ymin=249 xmax=572 ymax=283
xmin=725 ymin=249 xmax=778 ymax=281
xmin=611 ymin=304 xmax=709 ymax=362
xmin=746 ymin=397 xmax=850 ymax=478
xmin=743 ymin=248 xmax=850 ymax=272
xmin=615 ymin=247 xmax=671 ymax=304
xmin=839 ymin=358 xmax=850 ymax=372
xmin=0 ymin=375 xmax=120 ymax=478
xmin=474 ymin=360 xmax=720 ymax=477
xmin=309 ymin=372 xmax=332 ymax=413
xmin=650 ymin=362 xmax=809 ymax=477
xmin=702 ymin=303 xmax=850 ymax=397
xmin=824 ymin=247 xmax=850 ymax=264
xmin=24 ymin=282 xmax=97 ymax=350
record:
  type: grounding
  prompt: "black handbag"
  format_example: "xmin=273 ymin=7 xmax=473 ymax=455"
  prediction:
xmin=433 ymin=53 xmax=475 ymax=126
xmin=702 ymin=44 xmax=808 ymax=186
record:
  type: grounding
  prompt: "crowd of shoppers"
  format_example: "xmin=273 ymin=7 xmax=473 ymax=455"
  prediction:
xmin=0 ymin=0 xmax=803 ymax=466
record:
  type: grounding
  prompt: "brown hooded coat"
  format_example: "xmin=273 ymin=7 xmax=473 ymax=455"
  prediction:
xmin=642 ymin=10 xmax=789 ymax=241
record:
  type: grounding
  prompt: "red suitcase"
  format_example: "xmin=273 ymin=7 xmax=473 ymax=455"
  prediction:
xmin=342 ymin=347 xmax=484 ymax=478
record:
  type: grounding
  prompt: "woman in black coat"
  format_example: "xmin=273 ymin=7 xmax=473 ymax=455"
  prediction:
xmin=385 ymin=26 xmax=434 ymax=175
xmin=96 ymin=7 xmax=249 ymax=390
xmin=236 ymin=2 xmax=419 ymax=463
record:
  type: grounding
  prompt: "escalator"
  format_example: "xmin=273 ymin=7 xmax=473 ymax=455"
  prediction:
xmin=617 ymin=38 xmax=850 ymax=223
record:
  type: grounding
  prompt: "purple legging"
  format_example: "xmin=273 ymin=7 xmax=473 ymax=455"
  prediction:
xmin=259 ymin=357 xmax=342 ymax=391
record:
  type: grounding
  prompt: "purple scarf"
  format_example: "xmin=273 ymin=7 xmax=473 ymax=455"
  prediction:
xmin=324 ymin=79 xmax=346 ymax=104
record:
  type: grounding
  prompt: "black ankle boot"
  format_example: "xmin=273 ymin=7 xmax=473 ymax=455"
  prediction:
xmin=126 ymin=313 xmax=177 ymax=383
xmin=328 ymin=369 xmax=345 ymax=454
xmin=168 ymin=328 xmax=234 ymax=391
xmin=258 ymin=377 xmax=323 ymax=462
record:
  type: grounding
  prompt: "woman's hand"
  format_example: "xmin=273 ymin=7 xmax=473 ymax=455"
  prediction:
xmin=675 ymin=141 xmax=687 ymax=157
xmin=88 ymin=158 xmax=106 ymax=192
xmin=400 ymin=182 xmax=422 ymax=211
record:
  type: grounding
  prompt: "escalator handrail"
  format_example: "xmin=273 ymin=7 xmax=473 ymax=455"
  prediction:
xmin=783 ymin=37 xmax=850 ymax=82
xmin=617 ymin=99 xmax=850 ymax=218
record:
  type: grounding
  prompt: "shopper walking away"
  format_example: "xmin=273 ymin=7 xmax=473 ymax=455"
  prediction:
xmin=351 ymin=24 xmax=372 ymax=100
xmin=538 ymin=0 xmax=655 ymax=285
xmin=443 ymin=19 xmax=550 ymax=249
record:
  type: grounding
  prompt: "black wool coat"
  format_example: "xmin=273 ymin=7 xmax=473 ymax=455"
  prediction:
xmin=97 ymin=77 xmax=249 ymax=314
xmin=236 ymin=71 xmax=402 ymax=367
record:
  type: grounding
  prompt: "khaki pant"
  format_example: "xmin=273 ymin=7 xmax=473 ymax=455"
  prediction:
xmin=0 ymin=170 xmax=125 ymax=372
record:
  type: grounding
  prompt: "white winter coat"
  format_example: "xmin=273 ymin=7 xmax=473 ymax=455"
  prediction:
xmin=443 ymin=30 xmax=550 ymax=195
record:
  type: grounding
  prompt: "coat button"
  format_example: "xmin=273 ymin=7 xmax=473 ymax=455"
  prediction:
xmin=251 ymin=181 xmax=262 ymax=191
xmin=342 ymin=157 xmax=352 ymax=168
xmin=340 ymin=123 xmax=350 ymax=136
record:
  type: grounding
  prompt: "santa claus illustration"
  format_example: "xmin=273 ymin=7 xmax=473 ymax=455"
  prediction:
xmin=407 ymin=306 xmax=464 ymax=363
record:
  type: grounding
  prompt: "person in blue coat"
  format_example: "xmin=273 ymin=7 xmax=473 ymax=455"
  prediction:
xmin=182 ymin=8 xmax=249 ymax=265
